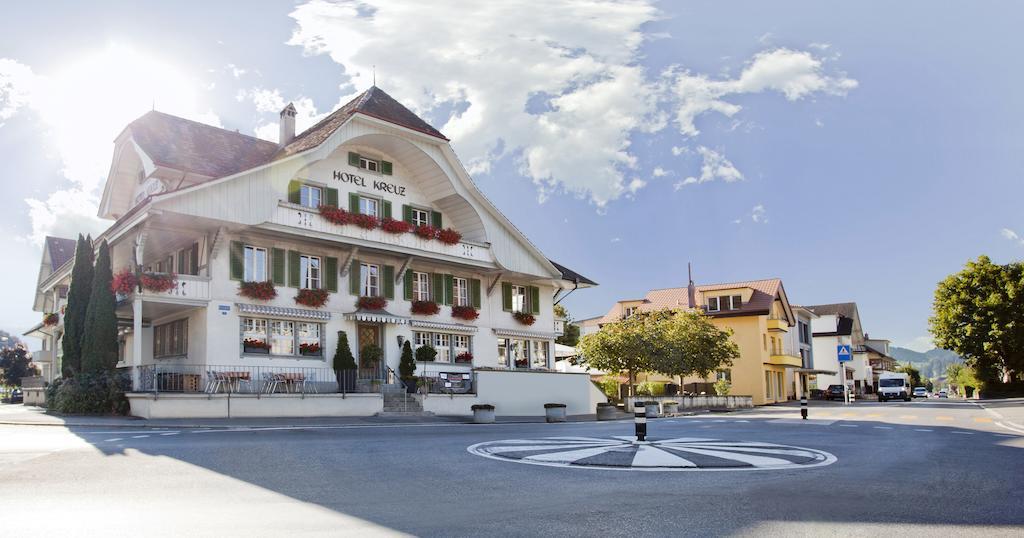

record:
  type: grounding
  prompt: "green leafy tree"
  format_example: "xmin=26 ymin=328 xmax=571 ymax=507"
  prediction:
xmin=81 ymin=240 xmax=118 ymax=373
xmin=897 ymin=363 xmax=923 ymax=388
xmin=930 ymin=256 xmax=1024 ymax=383
xmin=1 ymin=346 xmax=38 ymax=386
xmin=332 ymin=331 xmax=357 ymax=392
xmin=648 ymin=310 xmax=740 ymax=387
xmin=399 ymin=340 xmax=416 ymax=380
xmin=554 ymin=304 xmax=580 ymax=347
xmin=578 ymin=311 xmax=660 ymax=396
xmin=714 ymin=379 xmax=732 ymax=396
xmin=61 ymin=234 xmax=94 ymax=377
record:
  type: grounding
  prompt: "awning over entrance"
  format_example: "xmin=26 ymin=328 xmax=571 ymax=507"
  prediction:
xmin=236 ymin=303 xmax=331 ymax=321
xmin=493 ymin=327 xmax=558 ymax=339
xmin=343 ymin=308 xmax=409 ymax=325
xmin=410 ymin=319 xmax=477 ymax=333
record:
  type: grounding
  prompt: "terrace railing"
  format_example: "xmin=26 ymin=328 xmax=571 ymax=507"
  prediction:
xmin=130 ymin=364 xmax=381 ymax=395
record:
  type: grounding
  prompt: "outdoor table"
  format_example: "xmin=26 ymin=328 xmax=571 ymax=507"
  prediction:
xmin=274 ymin=372 xmax=306 ymax=393
xmin=220 ymin=371 xmax=251 ymax=392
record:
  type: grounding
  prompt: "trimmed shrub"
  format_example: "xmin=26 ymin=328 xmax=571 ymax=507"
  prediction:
xmin=415 ymin=344 xmax=437 ymax=362
xmin=49 ymin=371 xmax=129 ymax=415
xmin=714 ymin=379 xmax=732 ymax=396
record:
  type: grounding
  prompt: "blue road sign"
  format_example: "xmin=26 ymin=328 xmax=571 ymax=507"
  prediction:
xmin=837 ymin=344 xmax=852 ymax=362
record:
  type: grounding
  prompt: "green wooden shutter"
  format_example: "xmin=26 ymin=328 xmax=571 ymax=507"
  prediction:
xmin=324 ymin=257 xmax=338 ymax=292
xmin=287 ymin=180 xmax=301 ymax=204
xmin=271 ymin=248 xmax=286 ymax=285
xmin=325 ymin=187 xmax=339 ymax=207
xmin=190 ymin=242 xmax=199 ymax=275
xmin=348 ymin=152 xmax=360 ymax=167
xmin=403 ymin=269 xmax=414 ymax=301
xmin=348 ymin=193 xmax=360 ymax=213
xmin=432 ymin=273 xmax=444 ymax=303
xmin=529 ymin=286 xmax=540 ymax=315
xmin=288 ymin=251 xmax=300 ymax=288
xmin=382 ymin=265 xmax=395 ymax=299
xmin=501 ymin=283 xmax=512 ymax=312
xmin=444 ymin=275 xmax=454 ymax=306
xmin=177 ymin=250 xmax=186 ymax=274
xmin=470 ymin=278 xmax=481 ymax=309
xmin=431 ymin=210 xmax=442 ymax=228
xmin=382 ymin=200 xmax=392 ymax=220
xmin=229 ymin=241 xmax=244 ymax=280
xmin=381 ymin=160 xmax=393 ymax=175
xmin=402 ymin=205 xmax=413 ymax=224
xmin=349 ymin=259 xmax=361 ymax=295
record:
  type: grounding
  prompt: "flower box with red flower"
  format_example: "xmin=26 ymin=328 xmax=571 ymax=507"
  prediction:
xmin=437 ymin=228 xmax=462 ymax=245
xmin=239 ymin=280 xmax=277 ymax=301
xmin=140 ymin=272 xmax=178 ymax=293
xmin=357 ymin=296 xmax=387 ymax=310
xmin=111 ymin=268 xmax=138 ymax=296
xmin=512 ymin=311 xmax=536 ymax=326
xmin=380 ymin=218 xmax=412 ymax=234
xmin=455 ymin=352 xmax=473 ymax=364
xmin=43 ymin=312 xmax=59 ymax=327
xmin=451 ymin=305 xmax=479 ymax=321
xmin=299 ymin=342 xmax=322 ymax=356
xmin=243 ymin=339 xmax=271 ymax=354
xmin=318 ymin=205 xmax=353 ymax=226
xmin=352 ymin=213 xmax=379 ymax=230
xmin=295 ymin=288 xmax=330 ymax=308
xmin=414 ymin=224 xmax=437 ymax=240
xmin=410 ymin=300 xmax=440 ymax=316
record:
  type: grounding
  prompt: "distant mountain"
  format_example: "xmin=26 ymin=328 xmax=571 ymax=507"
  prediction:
xmin=890 ymin=347 xmax=964 ymax=379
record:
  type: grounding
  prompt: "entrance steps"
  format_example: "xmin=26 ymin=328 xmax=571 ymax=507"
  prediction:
xmin=378 ymin=390 xmax=431 ymax=416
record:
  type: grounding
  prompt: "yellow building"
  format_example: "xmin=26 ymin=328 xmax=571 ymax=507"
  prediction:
xmin=595 ymin=278 xmax=798 ymax=406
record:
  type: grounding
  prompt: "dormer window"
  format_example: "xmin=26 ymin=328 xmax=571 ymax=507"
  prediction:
xmin=624 ymin=306 xmax=637 ymax=318
xmin=726 ymin=295 xmax=742 ymax=310
xmin=348 ymin=152 xmax=393 ymax=175
xmin=707 ymin=297 xmax=720 ymax=312
xmin=360 ymin=157 xmax=379 ymax=172
xmin=299 ymin=184 xmax=322 ymax=208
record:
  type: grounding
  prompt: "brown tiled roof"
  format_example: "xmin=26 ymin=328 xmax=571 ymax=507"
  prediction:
xmin=128 ymin=111 xmax=280 ymax=178
xmin=805 ymin=302 xmax=858 ymax=319
xmin=45 ymin=236 xmax=76 ymax=271
xmin=276 ymin=86 xmax=447 ymax=159
xmin=598 ymin=278 xmax=785 ymax=325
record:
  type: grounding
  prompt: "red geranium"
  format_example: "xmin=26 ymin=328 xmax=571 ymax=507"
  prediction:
xmin=353 ymin=213 xmax=379 ymax=230
xmin=243 ymin=338 xmax=271 ymax=350
xmin=295 ymin=288 xmax=330 ymax=308
xmin=111 ymin=268 xmax=138 ymax=295
xmin=437 ymin=228 xmax=462 ymax=245
xmin=414 ymin=224 xmax=437 ymax=240
xmin=451 ymin=305 xmax=479 ymax=321
xmin=239 ymin=280 xmax=277 ymax=301
xmin=140 ymin=272 xmax=177 ymax=293
xmin=411 ymin=300 xmax=440 ymax=315
xmin=43 ymin=312 xmax=59 ymax=327
xmin=455 ymin=352 xmax=473 ymax=363
xmin=512 ymin=311 xmax=536 ymax=326
xmin=300 ymin=342 xmax=322 ymax=355
xmin=357 ymin=296 xmax=388 ymax=310
xmin=318 ymin=205 xmax=353 ymax=226
xmin=381 ymin=218 xmax=412 ymax=234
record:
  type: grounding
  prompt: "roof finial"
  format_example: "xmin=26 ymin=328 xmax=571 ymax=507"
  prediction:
xmin=687 ymin=262 xmax=696 ymax=309
xmin=372 ymin=65 xmax=376 ymax=86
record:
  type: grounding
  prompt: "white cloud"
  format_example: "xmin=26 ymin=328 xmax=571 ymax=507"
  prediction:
xmin=903 ymin=336 xmax=934 ymax=353
xmin=669 ymin=48 xmax=857 ymax=136
xmin=0 ymin=59 xmax=35 ymax=124
xmin=227 ymin=63 xmax=248 ymax=79
xmin=750 ymin=204 xmax=767 ymax=223
xmin=238 ymin=88 xmax=328 ymax=143
xmin=671 ymin=146 xmax=688 ymax=156
xmin=610 ymin=237 xmax=621 ymax=243
xmin=1001 ymin=228 xmax=1024 ymax=246
xmin=652 ymin=167 xmax=669 ymax=177
xmin=675 ymin=146 xmax=744 ymax=189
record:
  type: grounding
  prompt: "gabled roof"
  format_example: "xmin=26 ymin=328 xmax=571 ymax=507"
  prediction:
xmin=45 ymin=236 xmax=76 ymax=272
xmin=548 ymin=260 xmax=597 ymax=287
xmin=128 ymin=111 xmax=280 ymax=178
xmin=598 ymin=278 xmax=787 ymax=324
xmin=805 ymin=302 xmax=858 ymax=319
xmin=276 ymin=86 xmax=447 ymax=159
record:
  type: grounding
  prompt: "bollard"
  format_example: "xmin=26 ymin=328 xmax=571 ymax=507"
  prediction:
xmin=634 ymin=404 xmax=647 ymax=442
xmin=800 ymin=396 xmax=808 ymax=420
xmin=850 ymin=391 xmax=855 ymax=404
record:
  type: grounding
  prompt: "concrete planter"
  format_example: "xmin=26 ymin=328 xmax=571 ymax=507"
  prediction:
xmin=472 ymin=404 xmax=495 ymax=424
xmin=544 ymin=403 xmax=567 ymax=423
xmin=596 ymin=403 xmax=618 ymax=421
xmin=644 ymin=401 xmax=660 ymax=418
xmin=662 ymin=401 xmax=679 ymax=414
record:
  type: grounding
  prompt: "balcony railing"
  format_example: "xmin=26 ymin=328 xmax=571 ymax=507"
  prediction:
xmin=273 ymin=201 xmax=494 ymax=264
xmin=129 ymin=364 xmax=382 ymax=394
xmin=140 ymin=274 xmax=211 ymax=302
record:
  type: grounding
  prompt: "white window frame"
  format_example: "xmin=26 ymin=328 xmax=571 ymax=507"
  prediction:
xmin=531 ymin=340 xmax=549 ymax=369
xmin=300 ymin=255 xmax=321 ymax=290
xmin=411 ymin=207 xmax=430 ymax=228
xmin=707 ymin=296 xmax=720 ymax=312
xmin=434 ymin=333 xmax=451 ymax=363
xmin=624 ymin=306 xmax=637 ymax=318
xmin=413 ymin=271 xmax=430 ymax=302
xmin=359 ymin=156 xmax=379 ymax=173
xmin=241 ymin=317 xmax=324 ymax=358
xmin=726 ymin=295 xmax=742 ymax=310
xmin=270 ymin=320 xmax=295 ymax=356
xmin=453 ymin=277 xmax=469 ymax=307
xmin=716 ymin=370 xmax=731 ymax=382
xmin=497 ymin=338 xmax=509 ymax=368
xmin=244 ymin=246 xmax=267 ymax=282
xmin=511 ymin=284 xmax=527 ymax=313
xmin=361 ymin=263 xmax=380 ymax=297
xmin=299 ymin=184 xmax=322 ymax=208
xmin=359 ymin=196 xmax=379 ymax=217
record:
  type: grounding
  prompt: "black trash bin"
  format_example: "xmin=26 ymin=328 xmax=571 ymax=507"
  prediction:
xmin=664 ymin=383 xmax=679 ymax=396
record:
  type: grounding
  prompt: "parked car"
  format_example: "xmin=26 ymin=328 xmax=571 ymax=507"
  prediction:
xmin=825 ymin=384 xmax=845 ymax=401
xmin=937 ymin=389 xmax=949 ymax=398
xmin=8 ymin=388 xmax=23 ymax=404
xmin=913 ymin=387 xmax=929 ymax=398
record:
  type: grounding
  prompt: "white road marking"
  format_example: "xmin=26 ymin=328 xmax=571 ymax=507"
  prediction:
xmin=159 ymin=432 xmax=179 ymax=436
xmin=669 ymin=447 xmax=793 ymax=467
xmin=631 ymin=445 xmax=697 ymax=467
xmin=873 ymin=426 xmax=893 ymax=430
xmin=131 ymin=435 xmax=149 ymax=439
xmin=839 ymin=424 xmax=858 ymax=428
xmin=914 ymin=429 xmax=933 ymax=432
xmin=104 ymin=438 xmax=122 ymax=442
xmin=524 ymin=446 xmax=613 ymax=463
xmin=951 ymin=431 xmax=973 ymax=435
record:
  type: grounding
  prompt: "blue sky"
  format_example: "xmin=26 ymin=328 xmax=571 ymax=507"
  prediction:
xmin=2 ymin=1 xmax=1022 ymax=352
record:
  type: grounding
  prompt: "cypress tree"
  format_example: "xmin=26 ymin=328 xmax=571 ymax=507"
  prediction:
xmin=399 ymin=340 xmax=416 ymax=380
xmin=61 ymin=234 xmax=94 ymax=377
xmin=81 ymin=240 xmax=118 ymax=373
xmin=332 ymin=331 xmax=357 ymax=392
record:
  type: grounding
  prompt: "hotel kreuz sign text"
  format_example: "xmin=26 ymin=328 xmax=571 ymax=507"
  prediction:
xmin=332 ymin=170 xmax=406 ymax=197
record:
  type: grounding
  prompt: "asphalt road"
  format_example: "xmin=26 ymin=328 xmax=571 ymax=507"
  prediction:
xmin=1 ymin=398 xmax=1022 ymax=537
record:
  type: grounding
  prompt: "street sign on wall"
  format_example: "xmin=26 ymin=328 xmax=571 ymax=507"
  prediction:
xmin=837 ymin=344 xmax=852 ymax=362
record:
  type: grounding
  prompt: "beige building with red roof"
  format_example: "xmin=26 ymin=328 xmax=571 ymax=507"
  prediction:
xmin=594 ymin=277 xmax=800 ymax=405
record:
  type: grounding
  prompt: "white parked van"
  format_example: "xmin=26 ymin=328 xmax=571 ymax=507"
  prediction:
xmin=878 ymin=372 xmax=912 ymax=402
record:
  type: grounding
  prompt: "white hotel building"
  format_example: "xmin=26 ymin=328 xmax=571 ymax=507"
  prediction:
xmin=27 ymin=87 xmax=601 ymax=418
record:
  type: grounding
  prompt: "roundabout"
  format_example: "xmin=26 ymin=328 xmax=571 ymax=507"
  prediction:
xmin=467 ymin=436 xmax=837 ymax=471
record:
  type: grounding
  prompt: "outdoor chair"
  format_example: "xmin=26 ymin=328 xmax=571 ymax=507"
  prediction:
xmin=205 ymin=371 xmax=222 ymax=394
xmin=261 ymin=372 xmax=279 ymax=394
xmin=300 ymin=372 xmax=318 ymax=394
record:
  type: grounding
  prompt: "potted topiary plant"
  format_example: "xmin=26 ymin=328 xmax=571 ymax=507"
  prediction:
xmin=471 ymin=403 xmax=495 ymax=424
xmin=544 ymin=402 xmax=567 ymax=423
xmin=332 ymin=331 xmax=357 ymax=392
xmin=415 ymin=344 xmax=437 ymax=363
xmin=361 ymin=343 xmax=383 ymax=373
xmin=398 ymin=340 xmax=417 ymax=394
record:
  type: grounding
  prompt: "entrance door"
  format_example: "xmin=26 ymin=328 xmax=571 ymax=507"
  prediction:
xmin=357 ymin=324 xmax=382 ymax=377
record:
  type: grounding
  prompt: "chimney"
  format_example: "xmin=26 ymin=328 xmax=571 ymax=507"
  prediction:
xmin=279 ymin=102 xmax=297 ymax=145
xmin=687 ymin=262 xmax=696 ymax=308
